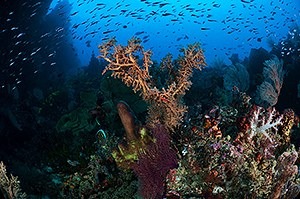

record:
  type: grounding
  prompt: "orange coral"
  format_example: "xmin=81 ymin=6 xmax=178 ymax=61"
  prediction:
xmin=99 ymin=37 xmax=206 ymax=131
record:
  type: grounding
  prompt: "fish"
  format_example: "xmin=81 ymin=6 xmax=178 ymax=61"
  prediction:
xmin=70 ymin=11 xmax=78 ymax=16
xmin=67 ymin=160 xmax=80 ymax=167
xmin=159 ymin=3 xmax=169 ymax=8
xmin=134 ymin=31 xmax=145 ymax=35
xmin=212 ymin=4 xmax=221 ymax=8
xmin=241 ymin=0 xmax=254 ymax=3
xmin=162 ymin=13 xmax=173 ymax=16
xmin=102 ymin=30 xmax=114 ymax=34
xmin=201 ymin=27 xmax=210 ymax=31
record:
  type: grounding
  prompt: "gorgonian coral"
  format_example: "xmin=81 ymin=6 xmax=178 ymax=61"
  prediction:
xmin=99 ymin=37 xmax=206 ymax=131
xmin=132 ymin=124 xmax=178 ymax=199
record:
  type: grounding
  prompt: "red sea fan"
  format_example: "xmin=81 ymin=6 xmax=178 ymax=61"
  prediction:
xmin=132 ymin=124 xmax=178 ymax=199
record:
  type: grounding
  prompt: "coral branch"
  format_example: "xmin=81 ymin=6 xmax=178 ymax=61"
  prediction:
xmin=99 ymin=37 xmax=152 ymax=94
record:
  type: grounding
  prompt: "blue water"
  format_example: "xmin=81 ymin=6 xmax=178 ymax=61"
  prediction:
xmin=47 ymin=0 xmax=300 ymax=66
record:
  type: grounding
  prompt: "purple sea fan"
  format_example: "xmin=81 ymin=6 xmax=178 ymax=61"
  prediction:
xmin=132 ymin=124 xmax=178 ymax=199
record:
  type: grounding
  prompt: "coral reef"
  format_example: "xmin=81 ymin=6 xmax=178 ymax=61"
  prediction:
xmin=97 ymin=38 xmax=299 ymax=199
xmin=0 ymin=17 xmax=298 ymax=198
xmin=166 ymin=94 xmax=300 ymax=199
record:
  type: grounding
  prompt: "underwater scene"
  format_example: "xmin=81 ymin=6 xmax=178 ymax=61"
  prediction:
xmin=1 ymin=0 xmax=300 ymax=198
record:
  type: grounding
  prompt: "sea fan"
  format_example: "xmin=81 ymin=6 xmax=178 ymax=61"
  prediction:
xmin=132 ymin=125 xmax=178 ymax=199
